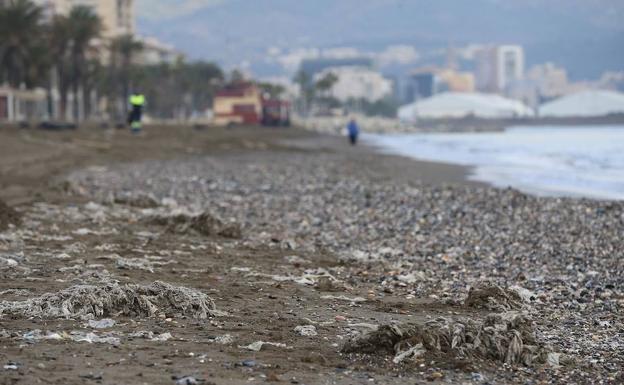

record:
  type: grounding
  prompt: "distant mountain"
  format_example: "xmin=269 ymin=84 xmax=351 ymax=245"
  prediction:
xmin=137 ymin=0 xmax=624 ymax=79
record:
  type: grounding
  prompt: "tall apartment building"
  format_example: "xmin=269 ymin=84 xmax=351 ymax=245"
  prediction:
xmin=34 ymin=0 xmax=134 ymax=37
xmin=316 ymin=66 xmax=393 ymax=103
xmin=476 ymin=45 xmax=524 ymax=93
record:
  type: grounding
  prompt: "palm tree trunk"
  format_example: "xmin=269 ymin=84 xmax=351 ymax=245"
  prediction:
xmin=122 ymin=56 xmax=130 ymax=120
xmin=58 ymin=65 xmax=68 ymax=121
xmin=72 ymin=54 xmax=80 ymax=122
xmin=72 ymin=81 xmax=79 ymax=122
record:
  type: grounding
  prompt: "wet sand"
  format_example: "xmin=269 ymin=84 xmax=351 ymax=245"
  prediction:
xmin=0 ymin=124 xmax=478 ymax=206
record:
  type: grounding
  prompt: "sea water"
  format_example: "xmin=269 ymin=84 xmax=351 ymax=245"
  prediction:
xmin=366 ymin=126 xmax=624 ymax=200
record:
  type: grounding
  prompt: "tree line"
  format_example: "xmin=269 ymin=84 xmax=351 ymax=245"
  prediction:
xmin=0 ymin=0 xmax=224 ymax=122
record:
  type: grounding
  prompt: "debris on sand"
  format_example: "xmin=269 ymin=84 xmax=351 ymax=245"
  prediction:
xmin=88 ymin=319 xmax=116 ymax=329
xmin=127 ymin=331 xmax=173 ymax=341
xmin=113 ymin=192 xmax=160 ymax=208
xmin=0 ymin=199 xmax=20 ymax=231
xmin=175 ymin=376 xmax=200 ymax=385
xmin=392 ymin=343 xmax=426 ymax=364
xmin=148 ymin=211 xmax=242 ymax=239
xmin=210 ymin=334 xmax=235 ymax=345
xmin=22 ymin=329 xmax=120 ymax=345
xmin=239 ymin=341 xmax=289 ymax=352
xmin=342 ymin=312 xmax=551 ymax=366
xmin=112 ymin=255 xmax=173 ymax=273
xmin=70 ymin=331 xmax=121 ymax=345
xmin=0 ymin=281 xmax=221 ymax=320
xmin=151 ymin=332 xmax=173 ymax=342
xmin=294 ymin=325 xmax=318 ymax=337
xmin=320 ymin=294 xmax=367 ymax=303
xmin=464 ymin=281 xmax=525 ymax=312
xmin=0 ymin=255 xmax=19 ymax=268
xmin=3 ymin=362 xmax=20 ymax=370
xmin=241 ymin=267 xmax=339 ymax=287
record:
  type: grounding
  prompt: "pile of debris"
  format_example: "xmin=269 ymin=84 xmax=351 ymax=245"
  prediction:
xmin=344 ymin=282 xmax=552 ymax=367
xmin=464 ymin=281 xmax=525 ymax=312
xmin=0 ymin=281 xmax=221 ymax=320
xmin=343 ymin=311 xmax=550 ymax=366
xmin=148 ymin=211 xmax=242 ymax=239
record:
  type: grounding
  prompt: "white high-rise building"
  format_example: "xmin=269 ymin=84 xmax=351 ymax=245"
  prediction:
xmin=476 ymin=45 xmax=525 ymax=94
xmin=34 ymin=0 xmax=134 ymax=37
xmin=316 ymin=66 xmax=393 ymax=103
xmin=497 ymin=45 xmax=524 ymax=91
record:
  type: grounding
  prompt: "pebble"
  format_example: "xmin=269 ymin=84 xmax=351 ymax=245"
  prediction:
xmin=241 ymin=359 xmax=256 ymax=367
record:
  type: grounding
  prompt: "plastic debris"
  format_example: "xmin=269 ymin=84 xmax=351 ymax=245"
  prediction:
xmin=88 ymin=318 xmax=116 ymax=329
xmin=0 ymin=256 xmax=18 ymax=268
xmin=393 ymin=343 xmax=426 ymax=364
xmin=211 ymin=334 xmax=234 ymax=345
xmin=23 ymin=330 xmax=64 ymax=342
xmin=152 ymin=332 xmax=173 ymax=342
xmin=239 ymin=341 xmax=288 ymax=352
xmin=70 ymin=331 xmax=120 ymax=345
xmin=294 ymin=325 xmax=318 ymax=337
xmin=547 ymin=352 xmax=562 ymax=368
xmin=3 ymin=362 xmax=20 ymax=370
xmin=320 ymin=295 xmax=367 ymax=303
xmin=175 ymin=376 xmax=199 ymax=385
xmin=113 ymin=256 xmax=172 ymax=272
xmin=127 ymin=331 xmax=173 ymax=342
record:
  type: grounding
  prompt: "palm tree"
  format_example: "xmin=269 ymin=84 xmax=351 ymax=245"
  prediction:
xmin=49 ymin=14 xmax=71 ymax=120
xmin=294 ymin=69 xmax=314 ymax=115
xmin=0 ymin=0 xmax=43 ymax=87
xmin=66 ymin=5 xmax=101 ymax=121
xmin=315 ymin=72 xmax=338 ymax=98
xmin=110 ymin=34 xmax=143 ymax=119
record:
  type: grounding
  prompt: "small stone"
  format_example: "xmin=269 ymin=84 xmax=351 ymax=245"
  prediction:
xmin=242 ymin=359 xmax=256 ymax=367
xmin=426 ymin=371 xmax=444 ymax=381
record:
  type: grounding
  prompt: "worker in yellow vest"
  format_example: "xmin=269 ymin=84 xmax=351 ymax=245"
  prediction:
xmin=128 ymin=92 xmax=146 ymax=134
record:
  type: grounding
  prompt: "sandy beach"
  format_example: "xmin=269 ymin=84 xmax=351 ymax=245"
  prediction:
xmin=0 ymin=125 xmax=622 ymax=385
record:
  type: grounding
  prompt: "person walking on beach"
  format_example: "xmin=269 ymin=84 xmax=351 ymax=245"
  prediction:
xmin=347 ymin=118 xmax=360 ymax=145
xmin=128 ymin=91 xmax=146 ymax=134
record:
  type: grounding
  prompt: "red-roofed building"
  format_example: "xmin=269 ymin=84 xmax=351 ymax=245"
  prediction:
xmin=213 ymin=82 xmax=262 ymax=125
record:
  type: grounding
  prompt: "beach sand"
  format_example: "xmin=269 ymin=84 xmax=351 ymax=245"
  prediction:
xmin=0 ymin=125 xmax=621 ymax=384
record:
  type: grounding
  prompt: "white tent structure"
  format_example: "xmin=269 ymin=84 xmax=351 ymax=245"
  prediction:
xmin=539 ymin=90 xmax=624 ymax=117
xmin=398 ymin=92 xmax=534 ymax=121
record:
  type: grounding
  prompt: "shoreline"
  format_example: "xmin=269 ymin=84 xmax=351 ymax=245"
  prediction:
xmin=294 ymin=113 xmax=624 ymax=135
xmin=361 ymin=127 xmax=624 ymax=202
xmin=279 ymin=131 xmax=485 ymax=189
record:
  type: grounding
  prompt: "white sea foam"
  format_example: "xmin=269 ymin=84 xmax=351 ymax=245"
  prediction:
xmin=366 ymin=126 xmax=624 ymax=200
